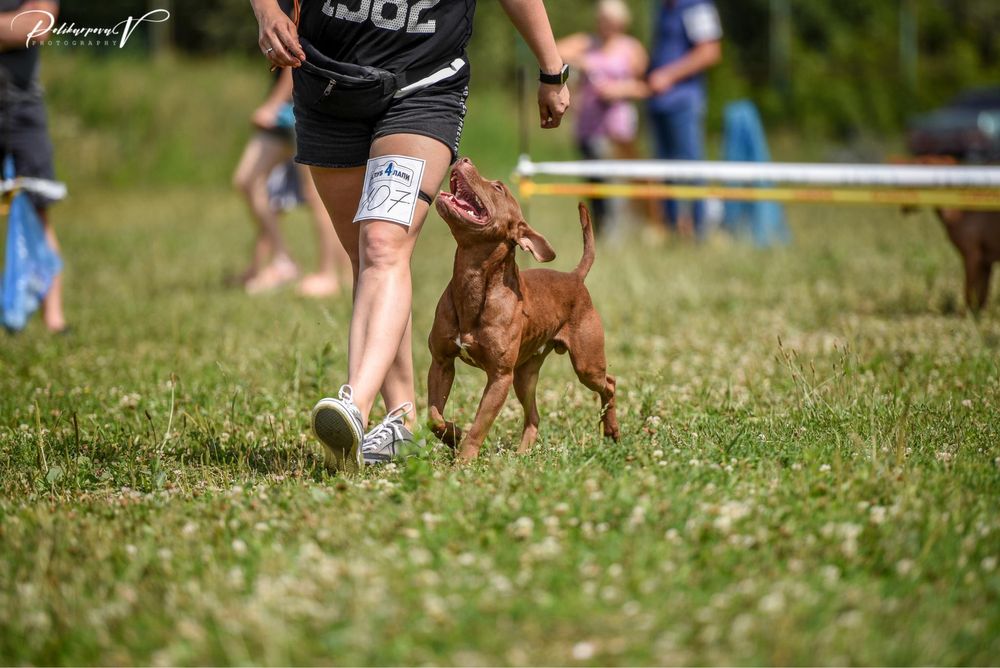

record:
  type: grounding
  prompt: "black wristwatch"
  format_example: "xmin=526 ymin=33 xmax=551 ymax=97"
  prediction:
xmin=539 ymin=64 xmax=570 ymax=86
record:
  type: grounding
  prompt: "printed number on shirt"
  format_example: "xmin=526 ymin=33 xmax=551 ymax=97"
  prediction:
xmin=322 ymin=0 xmax=440 ymax=34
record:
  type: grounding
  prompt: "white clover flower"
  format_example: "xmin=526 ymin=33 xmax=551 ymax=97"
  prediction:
xmin=840 ymin=523 xmax=863 ymax=558
xmin=758 ymin=591 xmax=785 ymax=614
xmin=981 ymin=556 xmax=997 ymax=572
xmin=232 ymin=539 xmax=248 ymax=556
xmin=511 ymin=516 xmax=534 ymax=539
xmin=628 ymin=505 xmax=647 ymax=528
xmin=712 ymin=500 xmax=752 ymax=534
xmin=410 ymin=548 xmax=432 ymax=566
xmin=571 ymin=641 xmax=596 ymax=661
xmin=896 ymin=559 xmax=915 ymax=576
xmin=870 ymin=506 xmax=887 ymax=525
xmin=490 ymin=574 xmax=512 ymax=594
xmin=529 ymin=536 xmax=562 ymax=560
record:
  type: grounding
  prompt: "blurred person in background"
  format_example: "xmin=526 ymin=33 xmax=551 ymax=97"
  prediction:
xmin=1 ymin=0 xmax=64 ymax=332
xmin=252 ymin=0 xmax=569 ymax=470
xmin=233 ymin=0 xmax=350 ymax=297
xmin=558 ymin=0 xmax=647 ymax=238
xmin=647 ymin=0 xmax=722 ymax=239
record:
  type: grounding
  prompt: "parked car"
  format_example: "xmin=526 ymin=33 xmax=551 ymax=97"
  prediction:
xmin=907 ymin=86 xmax=1000 ymax=163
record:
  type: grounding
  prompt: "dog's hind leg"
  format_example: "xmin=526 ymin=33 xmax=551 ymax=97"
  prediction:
xmin=964 ymin=252 xmax=991 ymax=313
xmin=513 ymin=354 xmax=547 ymax=454
xmin=428 ymin=355 xmax=463 ymax=448
xmin=566 ymin=314 xmax=620 ymax=442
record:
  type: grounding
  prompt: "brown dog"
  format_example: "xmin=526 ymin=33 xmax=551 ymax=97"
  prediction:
xmin=900 ymin=156 xmax=999 ymax=312
xmin=935 ymin=208 xmax=1000 ymax=311
xmin=428 ymin=158 xmax=620 ymax=461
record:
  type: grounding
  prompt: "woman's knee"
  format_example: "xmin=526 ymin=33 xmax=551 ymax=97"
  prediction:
xmin=233 ymin=168 xmax=261 ymax=196
xmin=360 ymin=223 xmax=411 ymax=270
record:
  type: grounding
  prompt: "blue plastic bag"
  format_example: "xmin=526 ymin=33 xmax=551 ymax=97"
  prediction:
xmin=722 ymin=100 xmax=791 ymax=247
xmin=1 ymin=155 xmax=62 ymax=331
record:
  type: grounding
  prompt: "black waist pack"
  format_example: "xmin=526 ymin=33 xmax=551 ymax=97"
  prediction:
xmin=293 ymin=37 xmax=463 ymax=120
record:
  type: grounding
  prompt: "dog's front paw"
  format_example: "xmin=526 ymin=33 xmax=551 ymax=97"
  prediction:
xmin=431 ymin=421 xmax=463 ymax=449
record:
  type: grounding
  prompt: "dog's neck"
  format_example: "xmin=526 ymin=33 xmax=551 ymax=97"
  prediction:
xmin=451 ymin=240 xmax=519 ymax=329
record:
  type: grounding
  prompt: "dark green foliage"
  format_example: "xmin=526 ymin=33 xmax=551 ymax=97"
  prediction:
xmin=57 ymin=0 xmax=1000 ymax=138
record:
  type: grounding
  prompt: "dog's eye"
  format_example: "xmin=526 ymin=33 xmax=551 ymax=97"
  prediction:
xmin=493 ymin=183 xmax=504 ymax=192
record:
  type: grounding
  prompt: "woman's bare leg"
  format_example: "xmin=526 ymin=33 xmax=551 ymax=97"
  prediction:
xmin=309 ymin=133 xmax=451 ymax=427
xmin=296 ymin=164 xmax=351 ymax=297
xmin=232 ymin=133 xmax=296 ymax=283
xmin=39 ymin=208 xmax=66 ymax=332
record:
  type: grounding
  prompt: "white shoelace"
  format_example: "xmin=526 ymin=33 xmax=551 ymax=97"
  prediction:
xmin=362 ymin=402 xmax=414 ymax=453
xmin=338 ymin=384 xmax=354 ymax=403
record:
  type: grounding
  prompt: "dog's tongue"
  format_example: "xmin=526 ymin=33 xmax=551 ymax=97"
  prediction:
xmin=452 ymin=178 xmax=473 ymax=209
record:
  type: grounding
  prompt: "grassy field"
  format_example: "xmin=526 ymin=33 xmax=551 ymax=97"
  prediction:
xmin=2 ymin=57 xmax=1000 ymax=665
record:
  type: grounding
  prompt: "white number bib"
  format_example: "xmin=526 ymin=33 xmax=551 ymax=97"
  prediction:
xmin=354 ymin=155 xmax=427 ymax=227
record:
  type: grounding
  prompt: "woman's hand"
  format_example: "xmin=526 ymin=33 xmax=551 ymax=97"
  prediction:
xmin=647 ymin=67 xmax=676 ymax=95
xmin=538 ymin=83 xmax=570 ymax=129
xmin=251 ymin=104 xmax=280 ymax=130
xmin=253 ymin=0 xmax=305 ymax=69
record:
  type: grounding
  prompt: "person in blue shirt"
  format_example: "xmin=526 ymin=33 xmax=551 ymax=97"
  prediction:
xmin=1 ymin=0 xmax=65 ymax=332
xmin=647 ymin=0 xmax=722 ymax=239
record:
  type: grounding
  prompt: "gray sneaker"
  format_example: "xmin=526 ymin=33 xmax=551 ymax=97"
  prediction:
xmin=362 ymin=402 xmax=419 ymax=465
xmin=311 ymin=385 xmax=365 ymax=472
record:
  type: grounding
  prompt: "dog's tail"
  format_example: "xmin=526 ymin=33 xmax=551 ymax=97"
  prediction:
xmin=574 ymin=202 xmax=596 ymax=280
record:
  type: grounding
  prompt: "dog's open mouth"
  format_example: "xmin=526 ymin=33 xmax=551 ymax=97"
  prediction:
xmin=441 ymin=171 xmax=488 ymax=224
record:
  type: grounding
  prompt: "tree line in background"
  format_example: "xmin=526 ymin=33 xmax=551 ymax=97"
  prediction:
xmin=61 ymin=0 xmax=999 ymax=138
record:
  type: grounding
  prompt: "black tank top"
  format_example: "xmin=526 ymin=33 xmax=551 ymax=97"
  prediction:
xmin=298 ymin=0 xmax=476 ymax=74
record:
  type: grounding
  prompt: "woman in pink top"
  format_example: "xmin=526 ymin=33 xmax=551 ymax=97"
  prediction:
xmin=558 ymin=0 xmax=649 ymax=235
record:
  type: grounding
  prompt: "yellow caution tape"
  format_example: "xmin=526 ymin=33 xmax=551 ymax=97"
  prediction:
xmin=518 ymin=179 xmax=1000 ymax=210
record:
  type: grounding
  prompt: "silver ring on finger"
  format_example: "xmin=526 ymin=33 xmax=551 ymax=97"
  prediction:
xmin=265 ymin=47 xmax=274 ymax=54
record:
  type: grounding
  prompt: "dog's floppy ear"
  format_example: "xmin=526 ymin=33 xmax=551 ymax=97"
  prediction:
xmin=515 ymin=221 xmax=556 ymax=262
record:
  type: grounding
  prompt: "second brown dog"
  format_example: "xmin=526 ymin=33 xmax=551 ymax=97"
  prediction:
xmin=428 ymin=158 xmax=620 ymax=461
xmin=934 ymin=208 xmax=999 ymax=312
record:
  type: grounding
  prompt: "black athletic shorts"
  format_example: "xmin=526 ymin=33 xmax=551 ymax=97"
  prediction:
xmin=2 ymin=95 xmax=57 ymax=208
xmin=293 ymin=74 xmax=469 ymax=169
